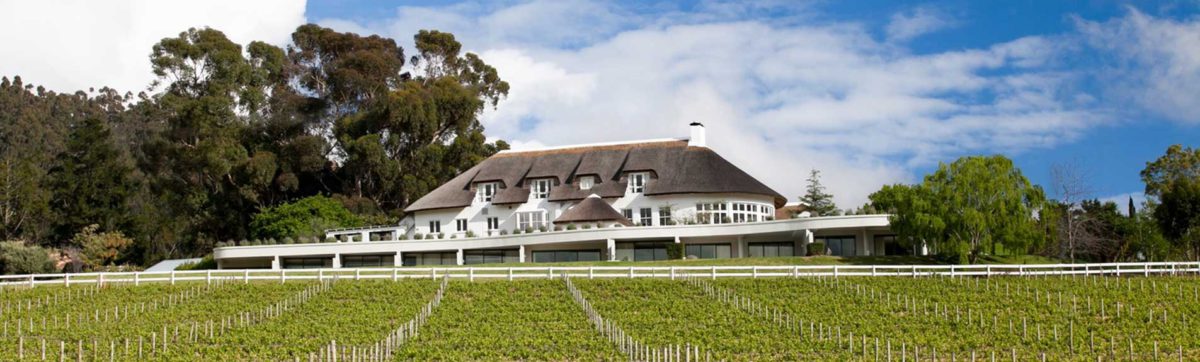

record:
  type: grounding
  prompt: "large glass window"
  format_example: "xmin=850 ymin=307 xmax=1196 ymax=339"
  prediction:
xmin=685 ymin=244 xmax=732 ymax=259
xmin=639 ymin=207 xmax=653 ymax=226
xmin=475 ymin=182 xmax=497 ymax=203
xmin=818 ymin=236 xmax=857 ymax=257
xmin=578 ymin=176 xmax=594 ymax=190
xmin=516 ymin=212 xmax=547 ymax=230
xmin=615 ymin=242 xmax=670 ymax=262
xmin=428 ymin=220 xmax=441 ymax=234
xmin=622 ymin=209 xmax=633 ymax=220
xmin=748 ymin=242 xmax=795 ymax=257
xmin=532 ymin=250 xmax=603 ymax=263
xmin=455 ymin=219 xmax=467 ymax=232
xmin=486 ymin=217 xmax=500 ymax=231
xmin=282 ymin=257 xmax=332 ymax=269
xmin=342 ymin=255 xmax=391 ymax=268
xmin=463 ymin=249 xmax=520 ymax=265
xmin=627 ymin=173 xmax=647 ymax=194
xmin=531 ymin=179 xmax=551 ymax=199
xmin=401 ymin=252 xmax=458 ymax=266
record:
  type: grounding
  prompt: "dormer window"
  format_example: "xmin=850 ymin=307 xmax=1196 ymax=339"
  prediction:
xmin=578 ymin=176 xmax=594 ymax=190
xmin=531 ymin=179 xmax=551 ymax=199
xmin=627 ymin=172 xmax=648 ymax=194
xmin=476 ymin=182 xmax=498 ymax=203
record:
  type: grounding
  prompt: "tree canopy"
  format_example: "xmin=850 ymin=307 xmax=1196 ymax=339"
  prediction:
xmin=0 ymin=24 xmax=508 ymax=268
xmin=800 ymin=169 xmax=838 ymax=216
xmin=869 ymin=155 xmax=1047 ymax=263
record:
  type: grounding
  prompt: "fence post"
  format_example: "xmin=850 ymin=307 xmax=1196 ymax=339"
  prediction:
xmin=670 ymin=267 xmax=676 ymax=280
xmin=28 ymin=274 xmax=34 ymax=288
xmin=753 ymin=266 xmax=758 ymax=278
xmin=134 ymin=272 xmax=139 ymax=286
xmin=243 ymin=270 xmax=249 ymax=284
xmin=950 ymin=265 xmax=955 ymax=278
xmin=206 ymin=270 xmax=212 ymax=285
xmin=170 ymin=271 xmax=176 ymax=285
xmin=280 ymin=269 xmax=286 ymax=284
xmin=871 ymin=266 xmax=876 ymax=277
xmin=833 ymin=265 xmax=838 ymax=278
xmin=589 ymin=267 xmax=594 ymax=280
xmin=99 ymin=272 xmax=105 ymax=286
xmin=65 ymin=274 xmax=70 ymax=287
xmin=469 ymin=268 xmax=474 ymax=282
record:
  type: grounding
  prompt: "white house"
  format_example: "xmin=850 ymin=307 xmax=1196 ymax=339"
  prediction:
xmin=213 ymin=123 xmax=899 ymax=269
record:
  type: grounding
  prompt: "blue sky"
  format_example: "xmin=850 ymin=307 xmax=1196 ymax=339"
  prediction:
xmin=3 ymin=0 xmax=1198 ymax=210
xmin=303 ymin=0 xmax=1200 ymax=209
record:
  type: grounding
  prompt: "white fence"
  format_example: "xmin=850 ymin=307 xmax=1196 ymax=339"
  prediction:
xmin=1 ymin=261 xmax=1198 ymax=288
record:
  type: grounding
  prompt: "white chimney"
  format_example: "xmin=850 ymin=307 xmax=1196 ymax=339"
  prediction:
xmin=688 ymin=122 xmax=706 ymax=147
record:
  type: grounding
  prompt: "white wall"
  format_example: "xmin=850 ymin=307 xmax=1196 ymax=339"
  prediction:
xmin=410 ymin=191 xmax=777 ymax=239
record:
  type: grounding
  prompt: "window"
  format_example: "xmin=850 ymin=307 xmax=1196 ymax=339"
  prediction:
xmin=532 ymin=250 xmax=603 ymax=263
xmin=659 ymin=207 xmax=672 ymax=225
xmin=817 ymin=236 xmax=857 ymax=257
xmin=486 ymin=217 xmax=500 ymax=231
xmin=342 ymin=255 xmax=390 ymax=268
xmin=531 ymin=179 xmax=551 ymax=199
xmin=639 ymin=207 xmax=653 ymax=226
xmin=402 ymin=252 xmax=458 ymax=266
xmin=516 ymin=211 xmax=547 ymax=230
xmin=731 ymin=202 xmax=773 ymax=223
xmin=578 ymin=176 xmax=594 ymax=190
xmin=282 ymin=257 xmax=332 ymax=269
xmin=627 ymin=173 xmax=647 ymax=194
xmin=428 ymin=220 xmax=441 ymax=234
xmin=615 ymin=242 xmax=670 ymax=262
xmin=685 ymin=244 xmax=732 ymax=259
xmin=475 ymin=182 xmax=498 ymax=203
xmin=748 ymin=242 xmax=795 ymax=258
xmin=463 ymin=249 xmax=520 ymax=265
xmin=455 ymin=219 xmax=468 ymax=232
xmin=696 ymin=202 xmax=728 ymax=224
xmin=622 ymin=209 xmax=633 ymax=220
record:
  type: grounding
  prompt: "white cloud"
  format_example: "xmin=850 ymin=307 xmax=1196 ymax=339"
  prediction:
xmin=886 ymin=6 xmax=955 ymax=42
xmin=0 ymin=0 xmax=307 ymax=94
xmin=1098 ymin=192 xmax=1147 ymax=216
xmin=1075 ymin=8 xmax=1200 ymax=124
xmin=314 ymin=2 xmax=1114 ymax=208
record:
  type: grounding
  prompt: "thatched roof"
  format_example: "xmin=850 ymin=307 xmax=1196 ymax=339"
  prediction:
xmin=553 ymin=195 xmax=632 ymax=225
xmin=404 ymin=139 xmax=786 ymax=212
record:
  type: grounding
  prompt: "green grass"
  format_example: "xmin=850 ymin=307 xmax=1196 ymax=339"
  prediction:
xmin=5 ymin=273 xmax=1199 ymax=361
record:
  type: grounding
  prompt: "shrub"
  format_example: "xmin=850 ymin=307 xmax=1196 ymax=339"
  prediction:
xmin=414 ymin=233 xmax=425 ymax=240
xmin=582 ymin=224 xmax=592 ymax=229
xmin=249 ymin=195 xmax=363 ymax=240
xmin=450 ymin=234 xmax=457 ymax=239
xmin=513 ymin=228 xmax=523 ymax=235
xmin=537 ymin=225 xmax=548 ymax=232
xmin=566 ymin=224 xmax=577 ymax=230
xmin=70 ymin=225 xmax=133 ymax=269
xmin=499 ymin=229 xmax=509 ymax=236
xmin=666 ymin=243 xmax=684 ymax=260
xmin=806 ymin=242 xmax=826 ymax=256
xmin=0 ymin=241 xmax=57 ymax=274
xmin=176 ymin=255 xmax=217 ymax=270
xmin=437 ymin=233 xmax=445 ymax=239
xmin=282 ymin=237 xmax=295 ymax=244
xmin=524 ymin=226 xmax=535 ymax=234
xmin=465 ymin=230 xmax=476 ymax=238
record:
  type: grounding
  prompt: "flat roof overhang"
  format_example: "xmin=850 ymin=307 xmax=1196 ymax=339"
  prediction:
xmin=215 ymin=215 xmax=891 ymax=261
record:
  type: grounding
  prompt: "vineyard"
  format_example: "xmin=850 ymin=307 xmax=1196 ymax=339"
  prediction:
xmin=2 ymin=273 xmax=1199 ymax=361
